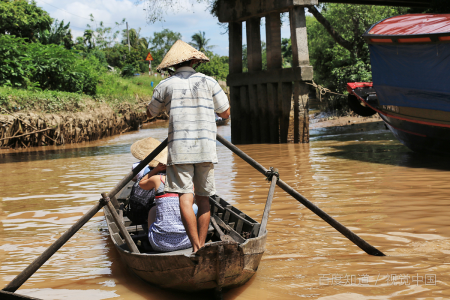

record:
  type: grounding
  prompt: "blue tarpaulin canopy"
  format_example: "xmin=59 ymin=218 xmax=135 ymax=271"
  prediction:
xmin=365 ymin=14 xmax=450 ymax=112
xmin=370 ymin=43 xmax=450 ymax=112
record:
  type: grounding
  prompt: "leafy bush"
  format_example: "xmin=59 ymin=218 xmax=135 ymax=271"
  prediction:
xmin=121 ymin=64 xmax=136 ymax=77
xmin=196 ymin=52 xmax=229 ymax=80
xmin=0 ymin=35 xmax=105 ymax=95
xmin=139 ymin=61 xmax=149 ymax=73
xmin=85 ymin=49 xmax=109 ymax=68
xmin=0 ymin=35 xmax=34 ymax=88
xmin=0 ymin=0 xmax=52 ymax=41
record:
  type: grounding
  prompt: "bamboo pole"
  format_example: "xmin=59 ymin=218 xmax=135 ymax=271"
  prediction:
xmin=259 ymin=174 xmax=277 ymax=236
xmin=2 ymin=201 xmax=104 ymax=293
xmin=216 ymin=134 xmax=385 ymax=256
xmin=3 ymin=138 xmax=168 ymax=293
xmin=101 ymin=193 xmax=139 ymax=253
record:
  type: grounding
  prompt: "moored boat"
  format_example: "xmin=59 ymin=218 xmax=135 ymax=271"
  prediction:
xmin=104 ymin=182 xmax=266 ymax=292
xmin=215 ymin=114 xmax=230 ymax=126
xmin=348 ymin=14 xmax=450 ymax=155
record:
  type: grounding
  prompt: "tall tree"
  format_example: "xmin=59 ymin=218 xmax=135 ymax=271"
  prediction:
xmin=83 ymin=29 xmax=95 ymax=49
xmin=37 ymin=19 xmax=73 ymax=49
xmin=307 ymin=4 xmax=407 ymax=93
xmin=189 ymin=31 xmax=215 ymax=52
xmin=85 ymin=15 xmax=124 ymax=49
xmin=0 ymin=0 xmax=52 ymax=41
xmin=149 ymin=29 xmax=182 ymax=66
xmin=121 ymin=27 xmax=148 ymax=51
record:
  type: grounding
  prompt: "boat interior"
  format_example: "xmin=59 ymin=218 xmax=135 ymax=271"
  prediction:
xmin=104 ymin=182 xmax=261 ymax=255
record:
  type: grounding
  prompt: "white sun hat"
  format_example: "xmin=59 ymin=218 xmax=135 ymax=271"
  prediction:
xmin=130 ymin=137 xmax=168 ymax=167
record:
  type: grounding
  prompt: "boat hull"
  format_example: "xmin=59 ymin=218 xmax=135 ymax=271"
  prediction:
xmin=347 ymin=82 xmax=450 ymax=155
xmin=109 ymin=228 xmax=266 ymax=291
xmin=379 ymin=113 xmax=450 ymax=155
xmin=104 ymin=186 xmax=266 ymax=292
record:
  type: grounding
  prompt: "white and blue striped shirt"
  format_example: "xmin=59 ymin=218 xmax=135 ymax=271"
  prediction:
xmin=148 ymin=67 xmax=229 ymax=165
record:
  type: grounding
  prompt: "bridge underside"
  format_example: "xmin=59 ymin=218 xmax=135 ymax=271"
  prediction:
xmin=219 ymin=0 xmax=432 ymax=144
xmin=323 ymin=0 xmax=430 ymax=7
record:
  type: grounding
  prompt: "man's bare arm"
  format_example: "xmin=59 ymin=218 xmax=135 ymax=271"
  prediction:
xmin=146 ymin=107 xmax=153 ymax=119
xmin=217 ymin=107 xmax=230 ymax=119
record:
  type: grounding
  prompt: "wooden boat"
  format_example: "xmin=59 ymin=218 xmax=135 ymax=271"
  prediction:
xmin=103 ymin=182 xmax=266 ymax=292
xmin=348 ymin=82 xmax=450 ymax=155
xmin=216 ymin=118 xmax=230 ymax=126
xmin=347 ymin=14 xmax=450 ymax=155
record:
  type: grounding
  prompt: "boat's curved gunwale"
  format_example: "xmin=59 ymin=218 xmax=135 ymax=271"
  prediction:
xmin=353 ymin=91 xmax=450 ymax=129
xmin=105 ymin=204 xmax=267 ymax=256
xmin=103 ymin=192 xmax=267 ymax=292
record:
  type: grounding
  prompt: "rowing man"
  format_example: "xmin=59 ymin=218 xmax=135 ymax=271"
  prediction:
xmin=146 ymin=40 xmax=230 ymax=252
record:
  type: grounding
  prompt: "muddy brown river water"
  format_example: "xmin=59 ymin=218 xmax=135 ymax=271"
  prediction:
xmin=1 ymin=121 xmax=450 ymax=300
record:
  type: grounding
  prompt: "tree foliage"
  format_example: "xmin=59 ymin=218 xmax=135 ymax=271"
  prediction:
xmin=38 ymin=19 xmax=73 ymax=50
xmin=149 ymin=29 xmax=182 ymax=67
xmin=307 ymin=4 xmax=407 ymax=93
xmin=281 ymin=38 xmax=292 ymax=67
xmin=0 ymin=0 xmax=52 ymax=41
xmin=0 ymin=35 xmax=104 ymax=94
xmin=408 ymin=0 xmax=450 ymax=13
xmin=196 ymin=51 xmax=228 ymax=80
xmin=137 ymin=0 xmax=207 ymax=23
xmin=189 ymin=31 xmax=215 ymax=52
xmin=122 ymin=27 xmax=148 ymax=51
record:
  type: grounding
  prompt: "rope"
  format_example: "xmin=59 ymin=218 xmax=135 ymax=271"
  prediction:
xmin=305 ymin=80 xmax=345 ymax=102
xmin=265 ymin=167 xmax=280 ymax=182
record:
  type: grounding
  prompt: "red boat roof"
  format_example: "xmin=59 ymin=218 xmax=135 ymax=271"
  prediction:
xmin=368 ymin=14 xmax=450 ymax=36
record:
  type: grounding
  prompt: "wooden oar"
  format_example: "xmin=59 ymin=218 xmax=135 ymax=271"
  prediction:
xmin=216 ymin=134 xmax=385 ymax=256
xmin=3 ymin=138 xmax=168 ymax=293
xmin=210 ymin=217 xmax=234 ymax=242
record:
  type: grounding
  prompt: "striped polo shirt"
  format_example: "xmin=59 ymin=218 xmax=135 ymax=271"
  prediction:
xmin=148 ymin=66 xmax=229 ymax=165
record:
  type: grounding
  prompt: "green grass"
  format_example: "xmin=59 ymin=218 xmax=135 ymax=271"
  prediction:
xmin=0 ymin=87 xmax=88 ymax=113
xmin=97 ymin=72 xmax=163 ymax=101
xmin=0 ymin=72 xmax=164 ymax=114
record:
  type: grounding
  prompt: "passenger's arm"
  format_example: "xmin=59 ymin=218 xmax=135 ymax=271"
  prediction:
xmin=139 ymin=175 xmax=158 ymax=190
xmin=139 ymin=163 xmax=166 ymax=190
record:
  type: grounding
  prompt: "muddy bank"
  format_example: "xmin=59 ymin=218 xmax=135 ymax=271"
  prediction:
xmin=310 ymin=113 xmax=382 ymax=129
xmin=0 ymin=104 xmax=161 ymax=149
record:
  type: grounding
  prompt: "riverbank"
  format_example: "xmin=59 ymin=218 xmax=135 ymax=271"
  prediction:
xmin=310 ymin=113 xmax=382 ymax=129
xmin=0 ymin=74 xmax=167 ymax=149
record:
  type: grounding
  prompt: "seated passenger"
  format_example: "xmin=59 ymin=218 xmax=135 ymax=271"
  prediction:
xmin=140 ymin=161 xmax=198 ymax=252
xmin=128 ymin=137 xmax=168 ymax=224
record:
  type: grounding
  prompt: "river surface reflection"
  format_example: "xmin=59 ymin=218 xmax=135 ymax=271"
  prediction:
xmin=1 ymin=121 xmax=450 ymax=299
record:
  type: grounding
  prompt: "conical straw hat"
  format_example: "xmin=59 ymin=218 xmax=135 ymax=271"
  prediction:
xmin=157 ymin=40 xmax=209 ymax=71
xmin=130 ymin=137 xmax=168 ymax=167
